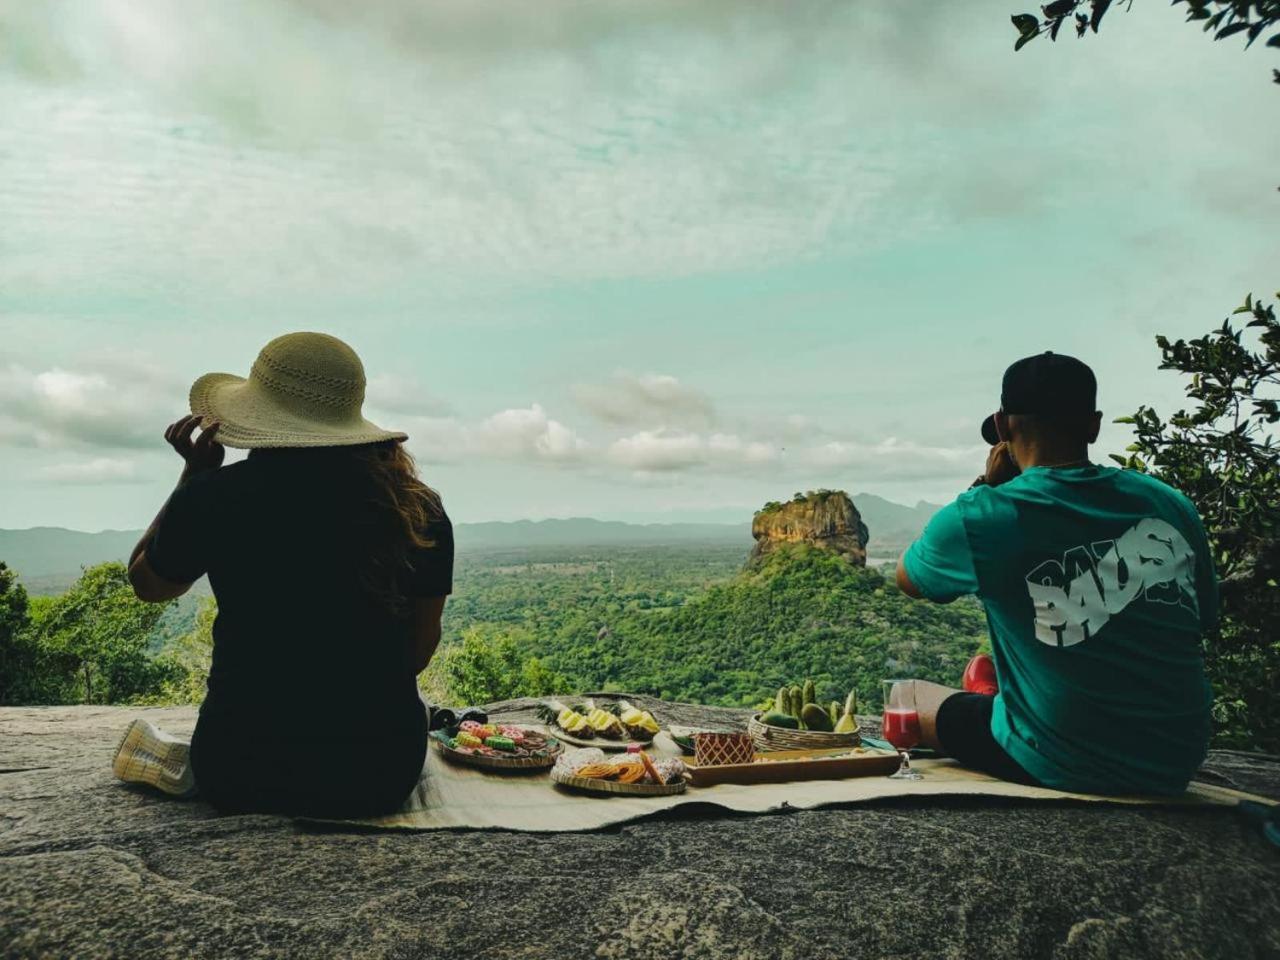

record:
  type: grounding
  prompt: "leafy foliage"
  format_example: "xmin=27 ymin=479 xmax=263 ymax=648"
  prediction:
xmin=425 ymin=624 xmax=568 ymax=706
xmin=144 ymin=597 xmax=216 ymax=705
xmin=0 ymin=562 xmax=33 ymax=703
xmin=756 ymin=489 xmax=843 ymax=517
xmin=454 ymin=545 xmax=988 ymax=710
xmin=2 ymin=563 xmax=181 ymax=704
xmin=1010 ymin=0 xmax=1280 ymax=64
xmin=1111 ymin=292 xmax=1280 ymax=749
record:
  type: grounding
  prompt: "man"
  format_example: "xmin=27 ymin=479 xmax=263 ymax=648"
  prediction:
xmin=896 ymin=352 xmax=1216 ymax=795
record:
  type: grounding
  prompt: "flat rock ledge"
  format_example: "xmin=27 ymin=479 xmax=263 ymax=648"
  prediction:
xmin=1 ymin=695 xmax=1277 ymax=960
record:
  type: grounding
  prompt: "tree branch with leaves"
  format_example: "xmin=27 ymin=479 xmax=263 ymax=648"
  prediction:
xmin=1011 ymin=0 xmax=1280 ymax=85
xmin=1112 ymin=293 xmax=1280 ymax=749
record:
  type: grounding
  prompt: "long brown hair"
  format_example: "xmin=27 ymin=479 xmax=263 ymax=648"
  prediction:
xmin=342 ymin=440 xmax=445 ymax=615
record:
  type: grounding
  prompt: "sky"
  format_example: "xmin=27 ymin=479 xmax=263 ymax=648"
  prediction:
xmin=1 ymin=0 xmax=1276 ymax=530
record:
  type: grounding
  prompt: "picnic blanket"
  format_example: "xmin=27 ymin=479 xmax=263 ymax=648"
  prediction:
xmin=324 ymin=730 xmax=1271 ymax=832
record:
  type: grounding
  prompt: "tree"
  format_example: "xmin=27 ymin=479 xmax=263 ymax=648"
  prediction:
xmin=1010 ymin=0 xmax=1280 ymax=67
xmin=149 ymin=597 xmax=216 ymax=704
xmin=26 ymin=562 xmax=178 ymax=704
xmin=0 ymin=562 xmax=32 ymax=703
xmin=430 ymin=624 xmax=568 ymax=705
xmin=1112 ymin=292 xmax=1280 ymax=749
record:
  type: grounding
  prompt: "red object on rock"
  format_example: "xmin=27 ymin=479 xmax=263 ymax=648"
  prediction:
xmin=962 ymin=654 xmax=999 ymax=696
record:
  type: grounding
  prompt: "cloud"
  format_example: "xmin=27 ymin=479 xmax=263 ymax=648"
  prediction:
xmin=608 ymin=430 xmax=705 ymax=472
xmin=806 ymin=437 xmax=988 ymax=481
xmin=608 ymin=429 xmax=777 ymax=473
xmin=0 ymin=361 xmax=180 ymax=451
xmin=0 ymin=2 xmax=1028 ymax=305
xmin=573 ymin=372 xmax=715 ymax=429
xmin=37 ymin=457 xmax=143 ymax=485
xmin=365 ymin=373 xmax=453 ymax=417
xmin=400 ymin=404 xmax=588 ymax=465
xmin=474 ymin=405 xmax=589 ymax=462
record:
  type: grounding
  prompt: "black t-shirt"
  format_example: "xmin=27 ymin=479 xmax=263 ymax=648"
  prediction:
xmin=147 ymin=447 xmax=453 ymax=738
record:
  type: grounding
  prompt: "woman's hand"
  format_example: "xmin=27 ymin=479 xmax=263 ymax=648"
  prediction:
xmin=164 ymin=414 xmax=224 ymax=479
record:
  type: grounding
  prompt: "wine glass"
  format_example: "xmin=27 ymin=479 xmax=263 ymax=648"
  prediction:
xmin=882 ymin=679 xmax=924 ymax=781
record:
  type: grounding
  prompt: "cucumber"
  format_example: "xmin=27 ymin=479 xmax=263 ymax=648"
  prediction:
xmin=802 ymin=679 xmax=816 ymax=707
xmin=800 ymin=703 xmax=833 ymax=732
xmin=844 ymin=689 xmax=858 ymax=717
xmin=760 ymin=710 xmax=800 ymax=730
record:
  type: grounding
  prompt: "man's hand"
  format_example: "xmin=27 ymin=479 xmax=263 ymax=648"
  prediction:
xmin=164 ymin=414 xmax=224 ymax=479
xmin=983 ymin=441 xmax=1020 ymax=487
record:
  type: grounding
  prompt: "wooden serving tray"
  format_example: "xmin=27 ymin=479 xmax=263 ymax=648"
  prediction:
xmin=683 ymin=746 xmax=901 ymax=787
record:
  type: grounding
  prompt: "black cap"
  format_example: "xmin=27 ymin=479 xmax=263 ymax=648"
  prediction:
xmin=980 ymin=352 xmax=1097 ymax=445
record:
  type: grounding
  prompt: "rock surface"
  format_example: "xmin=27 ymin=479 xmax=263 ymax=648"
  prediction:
xmin=2 ymin=696 xmax=1279 ymax=960
xmin=750 ymin=491 xmax=870 ymax=568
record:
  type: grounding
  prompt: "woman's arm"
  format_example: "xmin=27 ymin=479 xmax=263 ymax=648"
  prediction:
xmin=410 ymin=596 xmax=448 ymax=675
xmin=128 ymin=415 xmax=223 ymax=603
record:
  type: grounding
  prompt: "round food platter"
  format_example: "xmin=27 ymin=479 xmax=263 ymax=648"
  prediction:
xmin=550 ymin=767 xmax=686 ymax=797
xmin=664 ymin=725 xmax=703 ymax=755
xmin=545 ymin=727 xmax=648 ymax=752
xmin=431 ymin=725 xmax=563 ymax=772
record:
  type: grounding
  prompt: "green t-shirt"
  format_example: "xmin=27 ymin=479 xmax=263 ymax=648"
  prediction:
xmin=903 ymin=465 xmax=1216 ymax=795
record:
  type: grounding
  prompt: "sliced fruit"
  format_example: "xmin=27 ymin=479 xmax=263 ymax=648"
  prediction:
xmin=583 ymin=701 xmax=625 ymax=738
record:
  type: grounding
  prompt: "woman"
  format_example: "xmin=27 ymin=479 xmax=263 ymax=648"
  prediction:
xmin=115 ymin=331 xmax=452 ymax=818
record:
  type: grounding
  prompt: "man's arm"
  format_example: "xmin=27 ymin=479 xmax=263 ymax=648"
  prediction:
xmin=895 ymin=559 xmax=924 ymax=599
xmin=898 ymin=501 xmax=980 ymax=605
xmin=898 ymin=443 xmax=1017 ymax=603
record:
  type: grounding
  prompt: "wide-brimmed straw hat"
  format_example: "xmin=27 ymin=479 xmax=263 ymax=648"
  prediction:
xmin=188 ymin=332 xmax=407 ymax=449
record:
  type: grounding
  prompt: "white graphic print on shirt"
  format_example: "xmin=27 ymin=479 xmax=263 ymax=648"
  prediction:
xmin=1024 ymin=517 xmax=1198 ymax=648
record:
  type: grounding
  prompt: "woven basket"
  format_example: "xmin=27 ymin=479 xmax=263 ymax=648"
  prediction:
xmin=748 ymin=713 xmax=861 ymax=752
xmin=432 ymin=736 xmax=563 ymax=772
xmin=693 ymin=731 xmax=755 ymax=766
xmin=551 ymin=767 xmax=686 ymax=797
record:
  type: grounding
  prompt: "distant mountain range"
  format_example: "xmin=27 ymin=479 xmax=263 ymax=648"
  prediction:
xmin=0 ymin=493 xmax=939 ymax=590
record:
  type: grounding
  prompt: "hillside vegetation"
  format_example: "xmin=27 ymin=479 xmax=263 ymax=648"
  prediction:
xmin=506 ymin=545 xmax=986 ymax=707
xmin=0 ymin=543 xmax=984 ymax=714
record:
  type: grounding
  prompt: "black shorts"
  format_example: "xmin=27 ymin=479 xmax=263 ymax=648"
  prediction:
xmin=935 ymin=693 xmax=1040 ymax=787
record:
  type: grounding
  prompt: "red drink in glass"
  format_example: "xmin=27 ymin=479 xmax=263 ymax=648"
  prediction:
xmin=882 ymin=708 xmax=922 ymax=750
